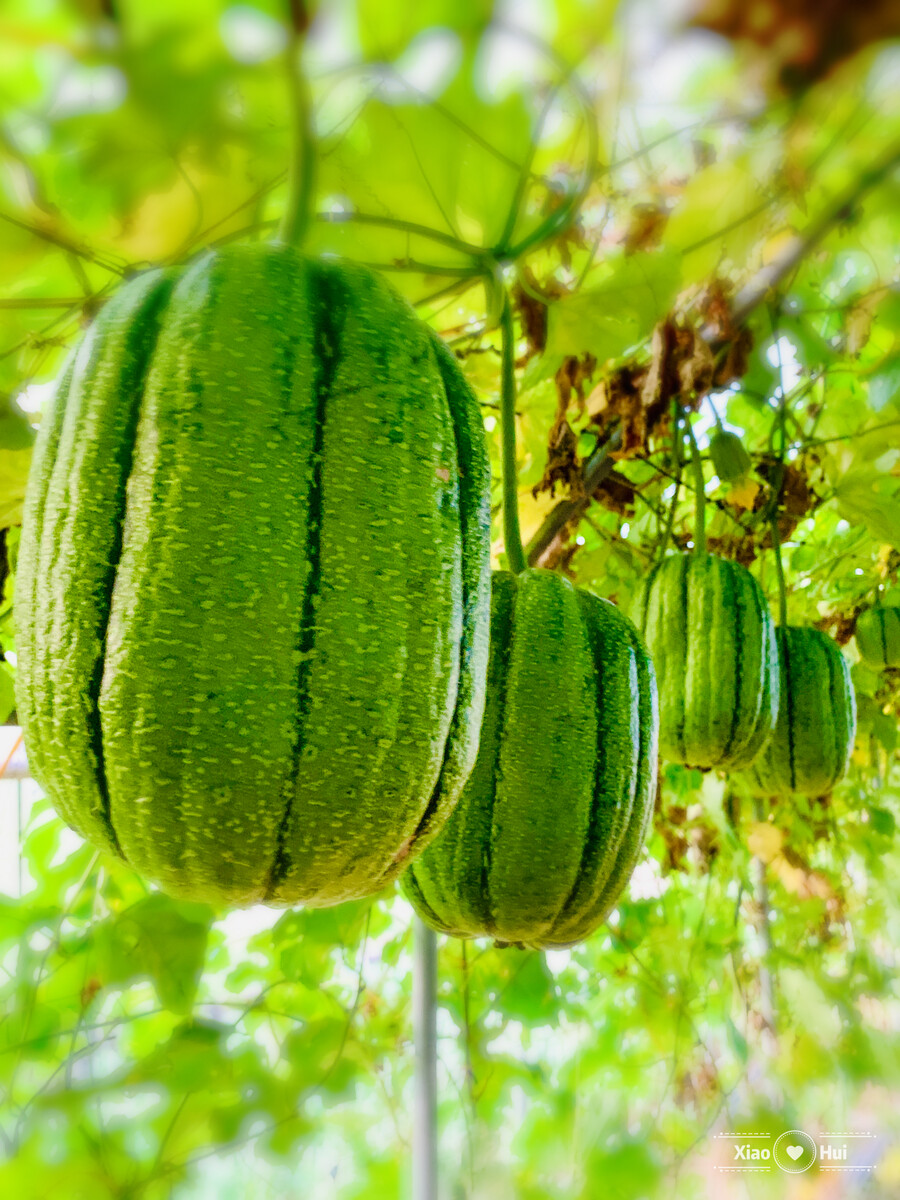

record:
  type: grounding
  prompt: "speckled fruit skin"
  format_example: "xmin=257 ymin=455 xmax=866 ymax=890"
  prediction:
xmin=637 ymin=553 xmax=779 ymax=771
xmin=402 ymin=569 xmax=658 ymax=951
xmin=855 ymin=607 xmax=900 ymax=670
xmin=15 ymin=243 xmax=492 ymax=907
xmin=747 ymin=626 xmax=856 ymax=797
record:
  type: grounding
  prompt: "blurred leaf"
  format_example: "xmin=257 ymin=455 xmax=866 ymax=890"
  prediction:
xmin=94 ymin=894 xmax=212 ymax=1014
xmin=544 ymin=250 xmax=681 ymax=364
xmin=833 ymin=470 xmax=900 ymax=550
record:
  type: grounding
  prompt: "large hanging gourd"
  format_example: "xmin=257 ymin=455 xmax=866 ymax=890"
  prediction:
xmin=747 ymin=626 xmax=856 ymax=797
xmin=855 ymin=605 xmax=900 ymax=670
xmin=15 ymin=243 xmax=492 ymax=907
xmin=403 ymin=569 xmax=658 ymax=950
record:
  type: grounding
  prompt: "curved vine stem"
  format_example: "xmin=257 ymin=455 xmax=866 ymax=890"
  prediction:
xmin=765 ymin=313 xmax=790 ymax=628
xmin=684 ymin=415 xmax=707 ymax=558
xmin=279 ymin=2 xmax=316 ymax=249
xmin=492 ymin=24 xmax=598 ymax=263
xmin=656 ymin=401 xmax=683 ymax=563
xmin=769 ymin=509 xmax=789 ymax=628
xmin=499 ymin=286 xmax=527 ymax=575
xmin=706 ymin=393 xmax=726 ymax=433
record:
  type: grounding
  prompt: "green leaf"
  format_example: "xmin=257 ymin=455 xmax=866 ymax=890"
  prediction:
xmin=0 ymin=446 xmax=32 ymax=529
xmin=868 ymin=806 xmax=895 ymax=837
xmin=832 ymin=471 xmax=900 ymax=550
xmin=544 ymin=249 xmax=681 ymax=364
xmin=94 ymin=895 xmax=212 ymax=1014
xmin=868 ymin=355 xmax=900 ymax=412
xmin=0 ymin=662 xmax=15 ymax=721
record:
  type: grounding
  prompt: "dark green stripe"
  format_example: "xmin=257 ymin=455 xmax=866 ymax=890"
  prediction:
xmin=822 ymin=633 xmax=840 ymax=782
xmin=403 ymin=571 xmax=517 ymax=936
xmin=548 ymin=593 xmax=637 ymax=940
xmin=488 ymin=571 xmax=598 ymax=944
xmin=380 ymin=335 xmax=492 ymax=873
xmin=547 ymin=596 xmax=657 ymax=946
xmin=402 ymin=868 xmax=457 ymax=937
xmin=888 ymin=610 xmax=900 ymax=666
xmin=574 ymin=619 xmax=658 ymax=943
xmin=782 ymin=630 xmax=797 ymax=791
xmin=676 ymin=555 xmax=690 ymax=763
xmin=266 ymin=259 xmax=465 ymax=904
xmin=719 ymin=562 xmax=744 ymax=765
xmin=880 ymin=610 xmax=889 ymax=667
xmin=731 ymin=571 xmax=777 ymax=768
xmin=27 ymin=270 xmax=174 ymax=857
xmin=467 ymin=573 xmax=518 ymax=936
xmin=102 ymin=246 xmax=320 ymax=902
xmin=641 ymin=554 xmax=689 ymax=764
xmin=264 ymin=263 xmax=335 ymax=900
xmin=86 ymin=279 xmax=173 ymax=854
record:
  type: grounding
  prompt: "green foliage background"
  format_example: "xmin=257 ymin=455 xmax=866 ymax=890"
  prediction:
xmin=1 ymin=1 xmax=900 ymax=1196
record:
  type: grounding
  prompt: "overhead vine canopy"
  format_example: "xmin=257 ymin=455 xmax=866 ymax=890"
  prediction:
xmin=0 ymin=1 xmax=899 ymax=1196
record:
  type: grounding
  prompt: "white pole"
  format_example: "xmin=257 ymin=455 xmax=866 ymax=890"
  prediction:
xmin=413 ymin=917 xmax=438 ymax=1200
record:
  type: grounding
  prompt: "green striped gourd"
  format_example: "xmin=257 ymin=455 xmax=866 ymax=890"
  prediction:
xmin=638 ymin=553 xmax=778 ymax=770
xmin=16 ymin=243 xmax=492 ymax=907
xmin=403 ymin=569 xmax=658 ymax=951
xmin=747 ymin=626 xmax=856 ymax=797
xmin=855 ymin=607 xmax=900 ymax=670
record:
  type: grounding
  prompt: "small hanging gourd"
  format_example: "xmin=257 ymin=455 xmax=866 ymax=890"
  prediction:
xmin=708 ymin=428 xmax=752 ymax=483
xmin=745 ymin=450 xmax=856 ymax=797
xmin=746 ymin=626 xmax=856 ymax=796
xmin=637 ymin=415 xmax=778 ymax=770
xmin=402 ymin=294 xmax=658 ymax=950
xmin=855 ymin=605 xmax=900 ymax=670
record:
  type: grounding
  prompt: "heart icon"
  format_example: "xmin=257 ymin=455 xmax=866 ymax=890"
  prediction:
xmin=786 ymin=1146 xmax=804 ymax=1161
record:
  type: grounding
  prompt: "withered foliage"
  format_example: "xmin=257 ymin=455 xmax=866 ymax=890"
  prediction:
xmin=705 ymin=532 xmax=759 ymax=565
xmin=531 ymin=353 xmax=598 ymax=499
xmin=754 ymin=458 xmax=820 ymax=543
xmin=814 ymin=609 xmax=862 ymax=647
xmin=655 ymin=798 xmax=720 ymax=875
xmin=534 ymin=278 xmax=757 ymax=503
xmin=513 ymin=280 xmax=548 ymax=357
xmin=538 ymin=418 xmax=581 ymax=498
xmin=690 ymin=0 xmax=900 ymax=91
xmin=623 ymin=202 xmax=669 ymax=255
xmin=592 ymin=470 xmax=638 ymax=517
xmin=581 ymin=314 xmax=722 ymax=462
xmin=697 ymin=279 xmax=753 ymax=385
xmin=512 ymin=268 xmax=568 ymax=360
xmin=556 ymin=352 xmax=597 ymax=410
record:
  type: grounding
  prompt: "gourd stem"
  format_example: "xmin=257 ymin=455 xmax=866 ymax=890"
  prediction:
xmin=769 ymin=368 xmax=789 ymax=628
xmin=279 ymin=2 xmax=316 ymax=249
xmin=657 ymin=401 xmax=682 ymax=562
xmin=707 ymin=393 xmax=726 ymax=433
xmin=685 ymin=415 xmax=707 ymax=557
xmin=769 ymin=509 xmax=789 ymax=628
xmin=500 ymin=290 xmax=527 ymax=575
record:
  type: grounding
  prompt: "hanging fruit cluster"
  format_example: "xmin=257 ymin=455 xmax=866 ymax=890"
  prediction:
xmin=16 ymin=244 xmax=869 ymax=950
